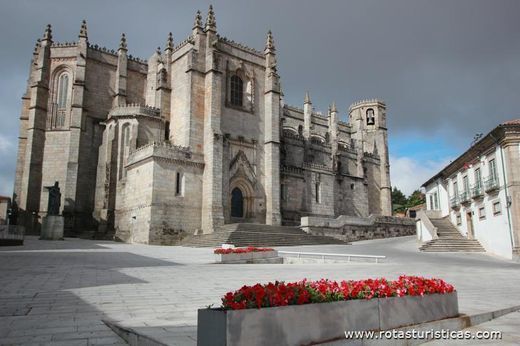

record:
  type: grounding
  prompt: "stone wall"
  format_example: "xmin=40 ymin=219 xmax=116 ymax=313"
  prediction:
xmin=301 ymin=215 xmax=416 ymax=242
xmin=114 ymin=143 xmax=204 ymax=244
xmin=0 ymin=200 xmax=9 ymax=224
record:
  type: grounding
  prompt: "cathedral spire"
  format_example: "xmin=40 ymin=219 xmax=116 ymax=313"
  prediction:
xmin=33 ymin=39 xmax=41 ymax=56
xmin=331 ymin=101 xmax=337 ymax=113
xmin=205 ymin=5 xmax=217 ymax=32
xmin=165 ymin=32 xmax=174 ymax=52
xmin=119 ymin=33 xmax=127 ymax=51
xmin=79 ymin=20 xmax=88 ymax=39
xmin=193 ymin=10 xmax=203 ymax=30
xmin=42 ymin=24 xmax=52 ymax=42
xmin=265 ymin=30 xmax=275 ymax=54
xmin=304 ymin=91 xmax=311 ymax=104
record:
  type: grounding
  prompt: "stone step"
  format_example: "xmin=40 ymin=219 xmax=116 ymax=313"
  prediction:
xmin=422 ymin=249 xmax=484 ymax=251
xmin=421 ymin=217 xmax=486 ymax=252
xmin=181 ymin=223 xmax=347 ymax=248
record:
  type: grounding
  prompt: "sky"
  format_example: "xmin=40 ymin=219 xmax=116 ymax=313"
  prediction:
xmin=0 ymin=0 xmax=519 ymax=196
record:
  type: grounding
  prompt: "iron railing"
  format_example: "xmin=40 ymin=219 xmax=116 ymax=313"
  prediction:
xmin=450 ymin=196 xmax=459 ymax=208
xmin=459 ymin=191 xmax=471 ymax=203
xmin=471 ymin=184 xmax=483 ymax=198
xmin=484 ymin=176 xmax=499 ymax=193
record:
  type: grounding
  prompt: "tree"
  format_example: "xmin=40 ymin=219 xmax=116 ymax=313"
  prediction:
xmin=392 ymin=187 xmax=407 ymax=213
xmin=406 ymin=189 xmax=425 ymax=209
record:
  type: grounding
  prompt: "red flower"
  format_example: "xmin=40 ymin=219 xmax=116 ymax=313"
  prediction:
xmin=220 ymin=276 xmax=455 ymax=310
xmin=214 ymin=247 xmax=275 ymax=254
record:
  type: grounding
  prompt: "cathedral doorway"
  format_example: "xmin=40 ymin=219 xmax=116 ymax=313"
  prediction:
xmin=231 ymin=187 xmax=244 ymax=218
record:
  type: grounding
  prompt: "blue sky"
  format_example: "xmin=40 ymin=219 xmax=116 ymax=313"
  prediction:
xmin=389 ymin=135 xmax=458 ymax=194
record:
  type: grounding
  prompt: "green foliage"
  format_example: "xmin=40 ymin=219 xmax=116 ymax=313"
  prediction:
xmin=392 ymin=187 xmax=407 ymax=212
xmin=392 ymin=187 xmax=426 ymax=213
xmin=407 ymin=189 xmax=425 ymax=208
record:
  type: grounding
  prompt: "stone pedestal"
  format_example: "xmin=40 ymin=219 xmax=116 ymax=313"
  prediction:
xmin=40 ymin=215 xmax=64 ymax=240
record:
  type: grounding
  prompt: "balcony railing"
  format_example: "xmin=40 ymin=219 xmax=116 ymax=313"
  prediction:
xmin=449 ymin=196 xmax=459 ymax=208
xmin=459 ymin=191 xmax=471 ymax=204
xmin=484 ymin=176 xmax=499 ymax=193
xmin=471 ymin=184 xmax=483 ymax=198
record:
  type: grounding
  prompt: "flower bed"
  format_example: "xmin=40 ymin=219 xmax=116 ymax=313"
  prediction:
xmin=198 ymin=276 xmax=458 ymax=345
xmin=214 ymin=247 xmax=279 ymax=264
xmin=213 ymin=246 xmax=275 ymax=254
xmin=222 ymin=275 xmax=454 ymax=310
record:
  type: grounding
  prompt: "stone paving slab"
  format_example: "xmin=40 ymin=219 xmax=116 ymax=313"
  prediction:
xmin=1 ymin=236 xmax=519 ymax=345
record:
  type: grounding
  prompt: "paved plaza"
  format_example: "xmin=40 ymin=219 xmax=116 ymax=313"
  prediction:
xmin=0 ymin=235 xmax=519 ymax=345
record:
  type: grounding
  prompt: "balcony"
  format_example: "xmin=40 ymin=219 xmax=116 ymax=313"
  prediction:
xmin=471 ymin=184 xmax=484 ymax=199
xmin=459 ymin=191 xmax=471 ymax=204
xmin=484 ymin=176 xmax=499 ymax=193
xmin=450 ymin=196 xmax=459 ymax=209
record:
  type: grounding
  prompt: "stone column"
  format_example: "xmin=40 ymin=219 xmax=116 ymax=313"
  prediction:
xmin=201 ymin=12 xmax=224 ymax=233
xmin=378 ymin=129 xmax=392 ymax=216
xmin=113 ymin=33 xmax=128 ymax=107
xmin=63 ymin=21 xmax=88 ymax=221
xmin=303 ymin=92 xmax=312 ymax=139
xmin=14 ymin=40 xmax=40 ymax=207
xmin=264 ymin=31 xmax=281 ymax=225
xmin=20 ymin=25 xmax=52 ymax=217
xmin=329 ymin=102 xmax=339 ymax=155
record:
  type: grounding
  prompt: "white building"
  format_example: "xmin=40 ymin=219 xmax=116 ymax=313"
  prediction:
xmin=419 ymin=120 xmax=520 ymax=260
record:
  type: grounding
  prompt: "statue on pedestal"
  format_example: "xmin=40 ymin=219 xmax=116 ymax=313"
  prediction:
xmin=45 ymin=181 xmax=61 ymax=216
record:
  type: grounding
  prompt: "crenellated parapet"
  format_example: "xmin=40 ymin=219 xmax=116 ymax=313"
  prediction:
xmin=349 ymin=98 xmax=386 ymax=111
xmin=281 ymin=165 xmax=305 ymax=177
xmin=131 ymin=140 xmax=190 ymax=154
xmin=51 ymin=42 xmax=78 ymax=48
xmin=127 ymin=141 xmax=204 ymax=169
xmin=108 ymin=104 xmax=162 ymax=119
xmin=303 ymin=162 xmax=333 ymax=173
xmin=171 ymin=36 xmax=195 ymax=54
xmin=218 ymin=36 xmax=264 ymax=58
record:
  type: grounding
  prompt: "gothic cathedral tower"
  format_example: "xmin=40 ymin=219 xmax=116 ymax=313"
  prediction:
xmin=349 ymin=99 xmax=392 ymax=216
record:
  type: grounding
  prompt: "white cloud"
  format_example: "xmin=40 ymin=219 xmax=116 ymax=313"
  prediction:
xmin=390 ymin=155 xmax=451 ymax=196
xmin=0 ymin=133 xmax=16 ymax=197
xmin=0 ymin=175 xmax=13 ymax=197
xmin=0 ymin=133 xmax=13 ymax=153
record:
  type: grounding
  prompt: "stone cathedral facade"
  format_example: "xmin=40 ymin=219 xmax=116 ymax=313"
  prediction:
xmin=13 ymin=6 xmax=392 ymax=244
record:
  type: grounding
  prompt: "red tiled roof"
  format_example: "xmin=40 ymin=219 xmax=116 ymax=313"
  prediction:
xmin=0 ymin=196 xmax=10 ymax=202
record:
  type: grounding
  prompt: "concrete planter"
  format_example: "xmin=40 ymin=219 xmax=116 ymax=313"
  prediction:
xmin=215 ymin=250 xmax=278 ymax=264
xmin=197 ymin=292 xmax=458 ymax=346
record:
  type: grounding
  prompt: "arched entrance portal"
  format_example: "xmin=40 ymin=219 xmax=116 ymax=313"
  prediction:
xmin=231 ymin=187 xmax=244 ymax=218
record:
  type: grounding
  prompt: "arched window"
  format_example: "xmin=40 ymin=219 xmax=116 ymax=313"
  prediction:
xmin=230 ymin=75 xmax=243 ymax=106
xmin=366 ymin=108 xmax=375 ymax=125
xmin=57 ymin=73 xmax=69 ymax=109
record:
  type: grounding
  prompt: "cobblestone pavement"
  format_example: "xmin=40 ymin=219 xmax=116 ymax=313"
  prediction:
xmin=0 ymin=235 xmax=519 ymax=345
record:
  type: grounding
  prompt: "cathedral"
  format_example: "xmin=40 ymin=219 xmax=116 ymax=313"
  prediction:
xmin=13 ymin=6 xmax=392 ymax=244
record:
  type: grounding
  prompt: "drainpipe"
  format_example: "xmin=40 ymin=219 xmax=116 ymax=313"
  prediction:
xmin=436 ymin=179 xmax=441 ymax=214
xmin=499 ymin=145 xmax=515 ymax=250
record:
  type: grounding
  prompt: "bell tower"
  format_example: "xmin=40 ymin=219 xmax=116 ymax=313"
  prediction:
xmin=349 ymin=99 xmax=391 ymax=216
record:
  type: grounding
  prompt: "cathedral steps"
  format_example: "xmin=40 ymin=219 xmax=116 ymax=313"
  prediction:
xmin=180 ymin=223 xmax=348 ymax=248
xmin=419 ymin=217 xmax=485 ymax=252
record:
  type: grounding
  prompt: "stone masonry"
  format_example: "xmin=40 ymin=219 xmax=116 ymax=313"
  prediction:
xmin=12 ymin=6 xmax=393 ymax=244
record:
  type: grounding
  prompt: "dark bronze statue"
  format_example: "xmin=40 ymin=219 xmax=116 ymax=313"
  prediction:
xmin=45 ymin=181 xmax=61 ymax=216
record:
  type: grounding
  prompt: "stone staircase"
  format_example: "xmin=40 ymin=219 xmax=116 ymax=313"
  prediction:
xmin=419 ymin=217 xmax=485 ymax=252
xmin=180 ymin=223 xmax=348 ymax=247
